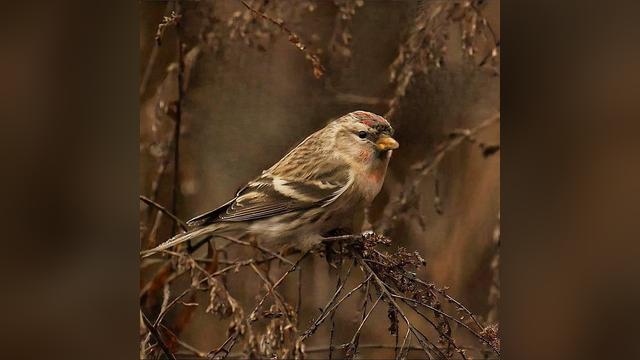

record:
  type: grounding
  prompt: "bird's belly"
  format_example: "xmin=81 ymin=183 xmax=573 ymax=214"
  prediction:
xmin=245 ymin=204 xmax=361 ymax=250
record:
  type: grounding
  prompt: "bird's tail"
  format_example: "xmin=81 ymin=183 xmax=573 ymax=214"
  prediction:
xmin=140 ymin=224 xmax=225 ymax=258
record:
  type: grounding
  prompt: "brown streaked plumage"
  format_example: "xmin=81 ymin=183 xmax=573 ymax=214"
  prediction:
xmin=141 ymin=110 xmax=398 ymax=256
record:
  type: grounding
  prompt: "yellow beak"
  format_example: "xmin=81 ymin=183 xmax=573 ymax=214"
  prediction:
xmin=376 ymin=135 xmax=399 ymax=151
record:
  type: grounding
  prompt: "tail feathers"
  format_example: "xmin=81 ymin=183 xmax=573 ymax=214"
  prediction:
xmin=140 ymin=225 xmax=222 ymax=257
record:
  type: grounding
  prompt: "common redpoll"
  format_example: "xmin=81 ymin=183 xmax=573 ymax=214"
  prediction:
xmin=142 ymin=111 xmax=398 ymax=256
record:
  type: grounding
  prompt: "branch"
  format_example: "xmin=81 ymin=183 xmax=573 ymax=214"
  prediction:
xmin=141 ymin=311 xmax=177 ymax=360
xmin=237 ymin=0 xmax=325 ymax=78
xmin=393 ymin=294 xmax=499 ymax=356
xmin=215 ymin=234 xmax=294 ymax=266
xmin=360 ymin=259 xmax=448 ymax=360
xmin=140 ymin=195 xmax=188 ymax=231
xmin=378 ymin=113 xmax=500 ymax=233
xmin=140 ymin=1 xmax=173 ymax=97
xmin=345 ymin=292 xmax=383 ymax=358
xmin=209 ymin=251 xmax=310 ymax=359
xmin=249 ymin=262 xmax=289 ymax=317
xmin=172 ymin=0 xmax=185 ymax=234
xmin=298 ymin=271 xmax=370 ymax=344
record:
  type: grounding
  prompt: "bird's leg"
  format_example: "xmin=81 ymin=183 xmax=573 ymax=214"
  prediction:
xmin=324 ymin=227 xmax=352 ymax=237
xmin=322 ymin=228 xmax=351 ymax=268
xmin=187 ymin=235 xmax=214 ymax=254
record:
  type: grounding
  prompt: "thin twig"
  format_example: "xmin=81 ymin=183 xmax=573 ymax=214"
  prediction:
xmin=237 ymin=0 xmax=325 ymax=78
xmin=329 ymin=247 xmax=345 ymax=360
xmin=172 ymin=0 xmax=185 ymax=235
xmin=298 ymin=270 xmax=368 ymax=343
xmin=296 ymin=258 xmax=302 ymax=325
xmin=215 ymin=234 xmax=294 ymax=266
xmin=351 ymin=274 xmax=371 ymax=355
xmin=396 ymin=327 xmax=412 ymax=360
xmin=345 ymin=292 xmax=383 ymax=357
xmin=141 ymin=311 xmax=177 ymax=360
xmin=360 ymin=259 xmax=447 ymax=360
xmin=210 ymin=252 xmax=310 ymax=360
xmin=140 ymin=1 xmax=173 ymax=96
xmin=407 ymin=274 xmax=485 ymax=332
xmin=247 ymin=251 xmax=309 ymax=321
xmin=154 ymin=289 xmax=191 ymax=328
xmin=394 ymin=294 xmax=467 ymax=360
xmin=249 ymin=262 xmax=289 ymax=316
xmin=378 ymin=113 xmax=500 ymax=233
xmin=173 ymin=334 xmax=209 ymax=358
xmin=439 ymin=290 xmax=485 ymax=331
xmin=140 ymin=195 xmax=188 ymax=231
xmin=303 ymin=343 xmax=425 ymax=355
xmin=393 ymin=294 xmax=500 ymax=356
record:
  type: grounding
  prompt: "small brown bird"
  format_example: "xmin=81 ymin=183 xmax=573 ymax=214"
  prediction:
xmin=142 ymin=111 xmax=398 ymax=256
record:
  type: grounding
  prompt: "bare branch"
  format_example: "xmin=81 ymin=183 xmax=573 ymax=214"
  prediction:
xmin=141 ymin=311 xmax=177 ymax=360
xmin=378 ymin=113 xmax=500 ymax=233
xmin=140 ymin=195 xmax=188 ymax=231
xmin=237 ymin=0 xmax=325 ymax=78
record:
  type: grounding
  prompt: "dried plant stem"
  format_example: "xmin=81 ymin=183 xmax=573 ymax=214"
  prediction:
xmin=395 ymin=295 xmax=467 ymax=360
xmin=303 ymin=343 xmax=421 ymax=354
xmin=298 ymin=270 xmax=368 ymax=343
xmin=393 ymin=294 xmax=499 ymax=356
xmin=329 ymin=250 xmax=345 ymax=360
xmin=351 ymin=276 xmax=371 ymax=355
xmin=396 ymin=327 xmax=412 ymax=360
xmin=140 ymin=195 xmax=188 ymax=231
xmin=237 ymin=0 xmax=325 ymax=78
xmin=470 ymin=2 xmax=500 ymax=50
xmin=141 ymin=311 xmax=177 ymax=360
xmin=215 ymin=234 xmax=294 ymax=266
xmin=144 ymin=139 xmax=175 ymax=245
xmin=439 ymin=289 xmax=485 ymax=331
xmin=154 ymin=288 xmax=191 ymax=328
xmin=301 ymin=343 xmax=488 ymax=356
xmin=297 ymin=260 xmax=303 ymax=313
xmin=140 ymin=1 xmax=173 ymax=96
xmin=361 ymin=259 xmax=447 ymax=360
xmin=170 ymin=330 xmax=208 ymax=358
xmin=249 ymin=262 xmax=289 ymax=316
xmin=402 ymin=272 xmax=485 ymax=334
xmin=210 ymin=252 xmax=309 ymax=360
xmin=378 ymin=113 xmax=500 ymax=233
xmin=172 ymin=0 xmax=185 ymax=235
xmin=345 ymin=292 xmax=383 ymax=357
xmin=248 ymin=251 xmax=309 ymax=322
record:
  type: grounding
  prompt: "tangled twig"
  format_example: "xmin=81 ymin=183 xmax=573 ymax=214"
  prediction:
xmin=377 ymin=113 xmax=500 ymax=233
xmin=237 ymin=0 xmax=325 ymax=78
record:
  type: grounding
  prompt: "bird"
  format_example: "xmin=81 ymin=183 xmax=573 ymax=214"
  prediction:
xmin=141 ymin=111 xmax=398 ymax=257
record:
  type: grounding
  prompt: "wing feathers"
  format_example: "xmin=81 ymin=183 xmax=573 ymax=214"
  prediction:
xmin=187 ymin=168 xmax=351 ymax=226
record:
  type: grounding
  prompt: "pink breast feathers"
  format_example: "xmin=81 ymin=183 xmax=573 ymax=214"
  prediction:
xmin=367 ymin=169 xmax=383 ymax=183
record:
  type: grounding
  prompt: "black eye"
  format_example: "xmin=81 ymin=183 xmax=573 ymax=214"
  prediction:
xmin=357 ymin=131 xmax=368 ymax=139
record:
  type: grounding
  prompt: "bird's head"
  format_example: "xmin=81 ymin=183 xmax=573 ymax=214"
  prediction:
xmin=329 ymin=111 xmax=399 ymax=166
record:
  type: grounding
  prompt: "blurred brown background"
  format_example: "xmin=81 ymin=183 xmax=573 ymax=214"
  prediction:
xmin=140 ymin=0 xmax=499 ymax=358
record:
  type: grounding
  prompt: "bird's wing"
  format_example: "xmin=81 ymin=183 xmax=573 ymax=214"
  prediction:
xmin=187 ymin=166 xmax=352 ymax=226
